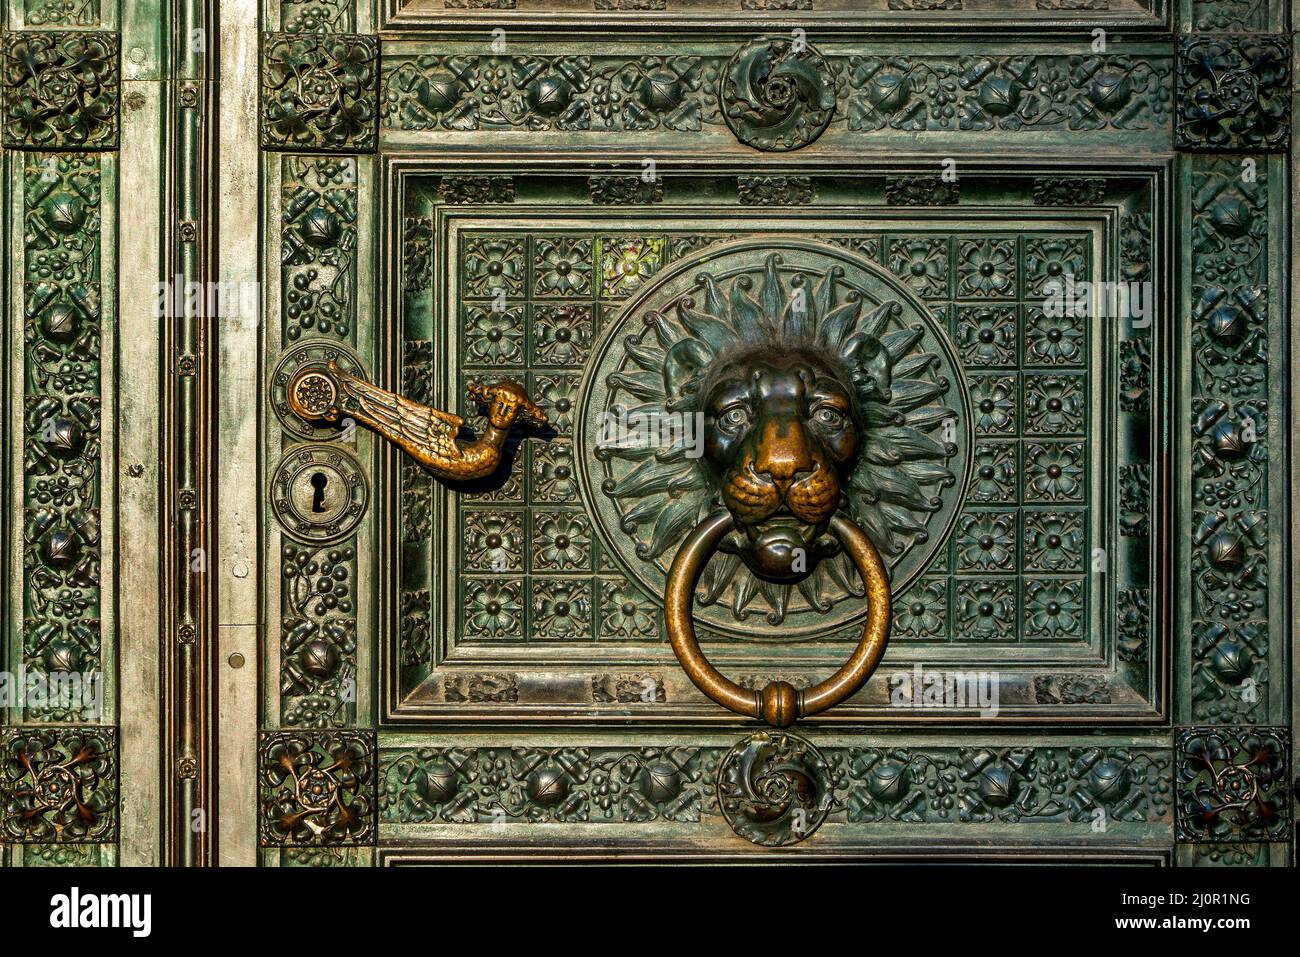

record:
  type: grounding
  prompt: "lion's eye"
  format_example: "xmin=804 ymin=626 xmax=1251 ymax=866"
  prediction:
xmin=718 ymin=406 xmax=751 ymax=431
xmin=813 ymin=407 xmax=845 ymax=428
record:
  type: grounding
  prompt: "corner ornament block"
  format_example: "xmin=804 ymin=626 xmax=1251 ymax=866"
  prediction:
xmin=1175 ymin=34 xmax=1290 ymax=151
xmin=721 ymin=37 xmax=836 ymax=152
xmin=261 ymin=32 xmax=379 ymax=152
xmin=1 ymin=31 xmax=120 ymax=150
xmin=259 ymin=730 xmax=376 ymax=846
xmin=1174 ymin=727 xmax=1290 ymax=843
xmin=1 ymin=727 xmax=118 ymax=843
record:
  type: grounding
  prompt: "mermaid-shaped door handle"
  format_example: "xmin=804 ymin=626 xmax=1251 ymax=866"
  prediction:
xmin=286 ymin=360 xmax=547 ymax=481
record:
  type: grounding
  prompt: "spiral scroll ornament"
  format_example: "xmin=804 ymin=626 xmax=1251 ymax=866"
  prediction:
xmin=717 ymin=730 xmax=832 ymax=845
xmin=720 ymin=37 xmax=836 ymax=152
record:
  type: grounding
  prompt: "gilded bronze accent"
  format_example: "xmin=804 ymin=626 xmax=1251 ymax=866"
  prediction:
xmin=665 ymin=512 xmax=891 ymax=726
xmin=286 ymin=360 xmax=547 ymax=481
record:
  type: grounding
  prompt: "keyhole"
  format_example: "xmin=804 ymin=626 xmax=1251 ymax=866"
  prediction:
xmin=310 ymin=471 xmax=329 ymax=513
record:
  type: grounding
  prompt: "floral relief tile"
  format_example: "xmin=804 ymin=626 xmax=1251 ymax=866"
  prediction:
xmin=531 ymin=510 xmax=592 ymax=572
xmin=599 ymin=577 xmax=659 ymax=639
xmin=531 ymin=578 xmax=593 ymax=640
xmin=2 ymin=31 xmax=120 ymax=150
xmin=464 ymin=579 xmax=524 ymax=640
xmin=1024 ymin=372 xmax=1086 ymax=435
xmin=956 ymin=305 xmax=1017 ymax=366
xmin=956 ymin=510 xmax=1018 ymax=571
xmin=954 ymin=579 xmax=1018 ymax=640
xmin=957 ymin=238 xmax=1016 ymax=299
xmin=462 ymin=304 xmax=525 ymax=366
xmin=532 ymin=303 xmax=594 ymax=367
xmin=970 ymin=374 xmax=1018 ymax=435
xmin=533 ymin=236 xmax=594 ymax=297
xmin=1023 ymin=510 xmax=1086 ymax=572
xmin=1024 ymin=306 xmax=1086 ymax=366
xmin=969 ymin=442 xmax=1018 ymax=503
xmin=463 ymin=235 xmax=525 ymax=298
xmin=530 ymin=372 xmax=580 ymax=433
xmin=893 ymin=578 xmax=948 ymax=639
xmin=1023 ymin=577 xmax=1085 ymax=640
xmin=1023 ymin=235 xmax=1088 ymax=299
xmin=463 ymin=509 xmax=524 ymax=572
xmin=887 ymin=236 xmax=949 ymax=299
xmin=1024 ymin=441 xmax=1085 ymax=502
xmin=600 ymin=236 xmax=665 ymax=299
xmin=531 ymin=442 xmax=578 ymax=503
xmin=261 ymin=33 xmax=379 ymax=152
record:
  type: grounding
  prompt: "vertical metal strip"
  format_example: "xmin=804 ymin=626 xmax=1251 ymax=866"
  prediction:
xmin=117 ymin=0 xmax=167 ymax=869
xmin=215 ymin=0 xmax=262 ymax=865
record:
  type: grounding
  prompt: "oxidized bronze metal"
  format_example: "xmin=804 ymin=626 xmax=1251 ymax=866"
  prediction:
xmin=286 ymin=360 xmax=546 ymax=481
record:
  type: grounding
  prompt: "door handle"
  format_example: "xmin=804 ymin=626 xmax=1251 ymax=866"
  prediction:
xmin=286 ymin=360 xmax=547 ymax=481
xmin=665 ymin=511 xmax=891 ymax=727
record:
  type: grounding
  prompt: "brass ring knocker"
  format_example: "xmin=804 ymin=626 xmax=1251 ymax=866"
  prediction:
xmin=665 ymin=511 xmax=891 ymax=727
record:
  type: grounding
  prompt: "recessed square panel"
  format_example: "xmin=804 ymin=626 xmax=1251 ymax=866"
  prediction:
xmin=381 ymin=168 xmax=1163 ymax=725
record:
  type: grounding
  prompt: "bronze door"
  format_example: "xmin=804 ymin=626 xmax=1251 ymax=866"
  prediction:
xmin=0 ymin=0 xmax=1294 ymax=866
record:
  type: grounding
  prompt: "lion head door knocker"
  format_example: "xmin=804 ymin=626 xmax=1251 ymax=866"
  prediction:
xmin=579 ymin=239 xmax=968 ymax=844
xmin=286 ymin=360 xmax=547 ymax=482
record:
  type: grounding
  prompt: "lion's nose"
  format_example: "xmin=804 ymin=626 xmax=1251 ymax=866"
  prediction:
xmin=753 ymin=420 xmax=815 ymax=491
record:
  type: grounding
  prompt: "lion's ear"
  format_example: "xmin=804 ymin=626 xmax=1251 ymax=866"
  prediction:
xmin=663 ymin=339 xmax=714 ymax=402
xmin=842 ymin=333 xmax=892 ymax=403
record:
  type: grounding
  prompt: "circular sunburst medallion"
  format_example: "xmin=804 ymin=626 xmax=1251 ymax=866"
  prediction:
xmin=577 ymin=238 xmax=970 ymax=642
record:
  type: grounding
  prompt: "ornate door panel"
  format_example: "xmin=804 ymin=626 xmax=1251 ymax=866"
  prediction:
xmin=231 ymin=0 xmax=1296 ymax=864
xmin=4 ymin=0 xmax=1293 ymax=868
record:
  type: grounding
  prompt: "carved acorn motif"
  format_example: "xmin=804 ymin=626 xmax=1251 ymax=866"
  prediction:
xmin=527 ymin=767 xmax=569 ymax=805
xmin=1205 ymin=302 xmax=1246 ymax=344
xmin=976 ymin=765 xmax=1018 ymax=807
xmin=865 ymin=759 xmax=910 ymax=803
xmin=1085 ymin=759 xmax=1131 ymax=803
xmin=866 ymin=70 xmax=911 ymax=112
xmin=300 ymin=638 xmax=339 ymax=678
xmin=976 ymin=75 xmax=1021 ymax=118
xmin=419 ymin=761 xmax=461 ymax=803
xmin=40 ymin=526 xmax=82 ymax=568
xmin=298 ymin=207 xmax=341 ymax=249
xmin=638 ymin=69 xmax=684 ymax=111
xmin=44 ymin=193 xmax=88 ymax=234
xmin=525 ymin=73 xmax=574 ymax=117
xmin=40 ymin=301 xmax=80 ymax=343
xmin=1206 ymin=531 xmax=1245 ymax=570
xmin=640 ymin=762 xmax=682 ymax=803
xmin=1085 ymin=70 xmax=1132 ymax=114
xmin=1210 ymin=642 xmax=1254 ymax=684
xmin=417 ymin=69 xmax=466 ymax=112
xmin=42 ymin=641 xmax=82 ymax=674
xmin=42 ymin=417 xmax=85 ymax=460
xmin=1210 ymin=420 xmax=1249 ymax=460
